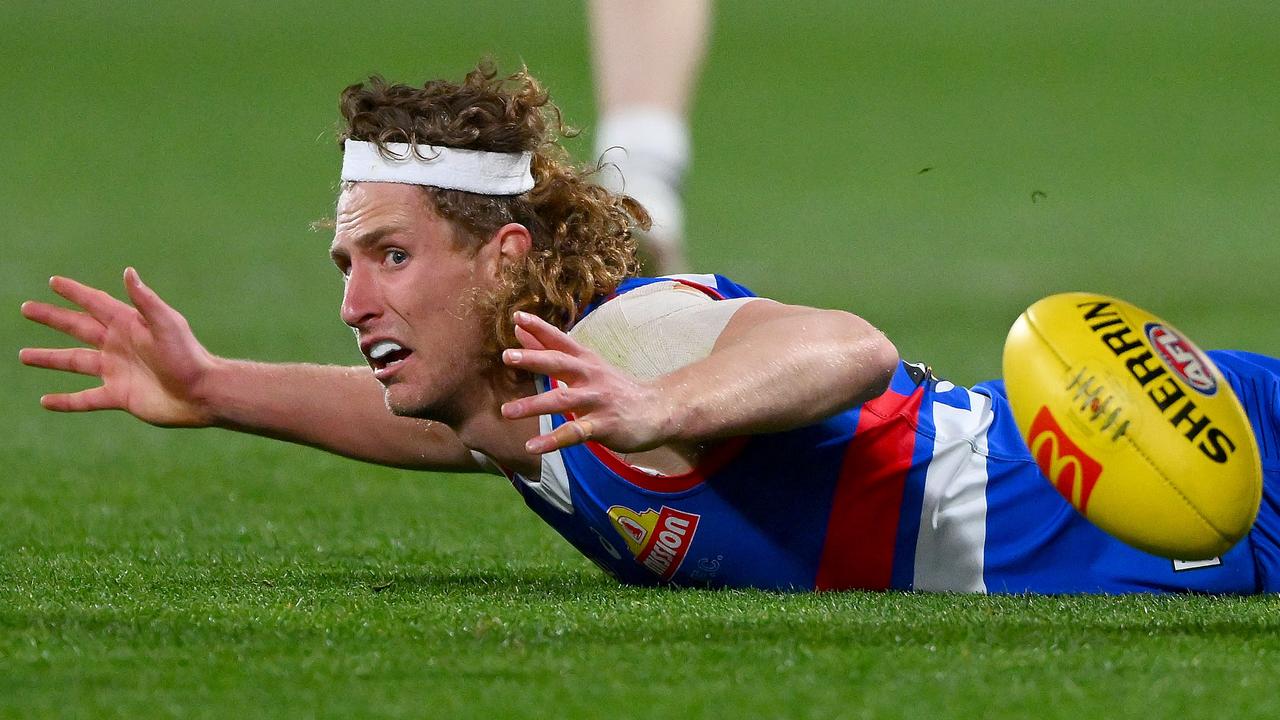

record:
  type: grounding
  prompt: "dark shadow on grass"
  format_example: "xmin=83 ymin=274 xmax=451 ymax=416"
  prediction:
xmin=323 ymin=567 xmax=623 ymax=600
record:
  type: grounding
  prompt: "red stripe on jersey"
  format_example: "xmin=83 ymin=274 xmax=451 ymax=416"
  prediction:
xmin=585 ymin=435 xmax=747 ymax=493
xmin=668 ymin=277 xmax=726 ymax=300
xmin=814 ymin=388 xmax=924 ymax=591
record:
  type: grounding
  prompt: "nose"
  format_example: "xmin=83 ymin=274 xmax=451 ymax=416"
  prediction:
xmin=340 ymin=263 xmax=382 ymax=328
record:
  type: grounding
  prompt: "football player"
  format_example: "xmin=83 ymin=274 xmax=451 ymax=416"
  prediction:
xmin=20 ymin=63 xmax=1280 ymax=594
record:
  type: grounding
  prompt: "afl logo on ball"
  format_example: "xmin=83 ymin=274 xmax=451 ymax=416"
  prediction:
xmin=1144 ymin=323 xmax=1217 ymax=396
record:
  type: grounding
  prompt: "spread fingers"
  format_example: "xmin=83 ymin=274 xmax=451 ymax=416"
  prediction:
xmin=502 ymin=386 xmax=600 ymax=420
xmin=40 ymin=386 xmax=116 ymax=413
xmin=512 ymin=311 xmax=588 ymax=355
xmin=49 ymin=276 xmax=129 ymax=323
xmin=19 ymin=347 xmax=103 ymax=377
xmin=526 ymin=418 xmax=596 ymax=454
xmin=20 ymin=301 xmax=106 ymax=346
xmin=502 ymin=348 xmax=588 ymax=381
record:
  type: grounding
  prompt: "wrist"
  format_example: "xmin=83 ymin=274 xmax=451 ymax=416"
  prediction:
xmin=649 ymin=376 xmax=693 ymax=446
xmin=188 ymin=354 xmax=236 ymax=428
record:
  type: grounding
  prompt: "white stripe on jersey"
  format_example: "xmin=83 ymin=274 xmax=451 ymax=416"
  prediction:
xmin=913 ymin=391 xmax=993 ymax=592
xmin=514 ymin=413 xmax=575 ymax=514
xmin=662 ymin=273 xmax=719 ymax=288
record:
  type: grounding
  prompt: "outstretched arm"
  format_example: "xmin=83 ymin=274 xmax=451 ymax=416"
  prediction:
xmin=20 ymin=269 xmax=479 ymax=472
xmin=500 ymin=300 xmax=899 ymax=455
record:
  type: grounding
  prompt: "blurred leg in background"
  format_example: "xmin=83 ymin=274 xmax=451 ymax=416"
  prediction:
xmin=589 ymin=0 xmax=712 ymax=275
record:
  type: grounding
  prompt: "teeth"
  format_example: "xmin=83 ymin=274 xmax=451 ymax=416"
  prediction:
xmin=368 ymin=341 xmax=403 ymax=360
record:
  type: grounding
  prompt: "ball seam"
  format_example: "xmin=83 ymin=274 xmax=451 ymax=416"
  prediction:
xmin=1023 ymin=306 xmax=1231 ymax=547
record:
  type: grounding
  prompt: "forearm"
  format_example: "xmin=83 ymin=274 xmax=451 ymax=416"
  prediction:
xmin=498 ymin=302 xmax=898 ymax=457
xmin=195 ymin=358 xmax=477 ymax=471
xmin=655 ymin=307 xmax=898 ymax=443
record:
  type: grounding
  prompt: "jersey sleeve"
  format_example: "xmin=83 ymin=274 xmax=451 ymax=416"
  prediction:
xmin=568 ymin=280 xmax=759 ymax=378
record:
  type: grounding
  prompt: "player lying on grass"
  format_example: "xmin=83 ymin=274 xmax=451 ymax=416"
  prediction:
xmin=19 ymin=63 xmax=1280 ymax=593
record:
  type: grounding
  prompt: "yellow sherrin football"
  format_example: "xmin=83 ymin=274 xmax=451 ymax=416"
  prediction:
xmin=1002 ymin=293 xmax=1262 ymax=559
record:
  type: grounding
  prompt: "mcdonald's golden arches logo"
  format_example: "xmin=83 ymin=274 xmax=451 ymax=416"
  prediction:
xmin=1027 ymin=406 xmax=1104 ymax=513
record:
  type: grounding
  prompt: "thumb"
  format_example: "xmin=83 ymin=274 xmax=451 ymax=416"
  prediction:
xmin=123 ymin=267 xmax=178 ymax=329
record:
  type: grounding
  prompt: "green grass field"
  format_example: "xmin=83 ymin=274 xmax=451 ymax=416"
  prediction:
xmin=4 ymin=2 xmax=1280 ymax=717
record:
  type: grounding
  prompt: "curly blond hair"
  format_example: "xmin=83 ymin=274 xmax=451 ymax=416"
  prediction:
xmin=337 ymin=61 xmax=648 ymax=357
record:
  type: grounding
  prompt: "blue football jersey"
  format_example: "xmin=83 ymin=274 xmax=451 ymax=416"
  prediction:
xmin=500 ymin=275 xmax=1280 ymax=594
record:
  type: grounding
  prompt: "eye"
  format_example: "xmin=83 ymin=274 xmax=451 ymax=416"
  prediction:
xmin=385 ymin=248 xmax=408 ymax=266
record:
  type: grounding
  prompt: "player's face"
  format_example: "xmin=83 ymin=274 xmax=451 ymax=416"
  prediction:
xmin=330 ymin=182 xmax=496 ymax=420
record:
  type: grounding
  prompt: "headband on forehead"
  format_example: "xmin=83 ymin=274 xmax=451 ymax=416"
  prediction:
xmin=340 ymin=139 xmax=535 ymax=195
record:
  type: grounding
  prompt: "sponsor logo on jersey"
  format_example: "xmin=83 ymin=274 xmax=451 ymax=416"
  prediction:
xmin=1028 ymin=406 xmax=1103 ymax=513
xmin=1144 ymin=323 xmax=1218 ymax=396
xmin=616 ymin=515 xmax=646 ymax=544
xmin=607 ymin=505 xmax=700 ymax=581
xmin=1077 ymin=300 xmax=1237 ymax=464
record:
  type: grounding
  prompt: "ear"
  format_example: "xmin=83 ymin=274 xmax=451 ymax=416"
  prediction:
xmin=492 ymin=222 xmax=533 ymax=270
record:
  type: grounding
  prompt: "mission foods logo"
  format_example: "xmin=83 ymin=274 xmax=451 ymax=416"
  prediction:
xmin=1028 ymin=406 xmax=1103 ymax=513
xmin=607 ymin=505 xmax=700 ymax=581
xmin=1144 ymin=323 xmax=1217 ymax=396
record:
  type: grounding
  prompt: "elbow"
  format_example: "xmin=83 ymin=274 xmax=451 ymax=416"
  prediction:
xmin=861 ymin=331 xmax=899 ymax=401
xmin=831 ymin=312 xmax=898 ymax=404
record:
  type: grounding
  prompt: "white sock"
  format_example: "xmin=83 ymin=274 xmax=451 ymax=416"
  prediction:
xmin=594 ymin=107 xmax=690 ymax=251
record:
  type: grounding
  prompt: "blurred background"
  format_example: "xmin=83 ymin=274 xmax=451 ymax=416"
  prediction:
xmin=2 ymin=1 xmax=1279 ymax=711
xmin=6 ymin=2 xmax=1279 ymax=388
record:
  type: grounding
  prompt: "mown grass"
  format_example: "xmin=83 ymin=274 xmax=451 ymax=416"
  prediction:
xmin=5 ymin=463 xmax=1280 ymax=720
xmin=3 ymin=1 xmax=1279 ymax=717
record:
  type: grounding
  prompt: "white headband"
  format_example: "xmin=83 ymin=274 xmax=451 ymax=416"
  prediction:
xmin=340 ymin=139 xmax=534 ymax=195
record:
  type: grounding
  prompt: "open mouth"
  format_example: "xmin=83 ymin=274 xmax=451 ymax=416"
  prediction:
xmin=366 ymin=340 xmax=414 ymax=372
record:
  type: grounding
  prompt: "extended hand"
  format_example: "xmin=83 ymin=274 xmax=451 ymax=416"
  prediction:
xmin=20 ymin=268 xmax=218 ymax=427
xmin=499 ymin=311 xmax=677 ymax=455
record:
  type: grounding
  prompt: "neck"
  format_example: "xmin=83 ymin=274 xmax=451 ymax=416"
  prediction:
xmin=448 ymin=371 xmax=544 ymax=478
